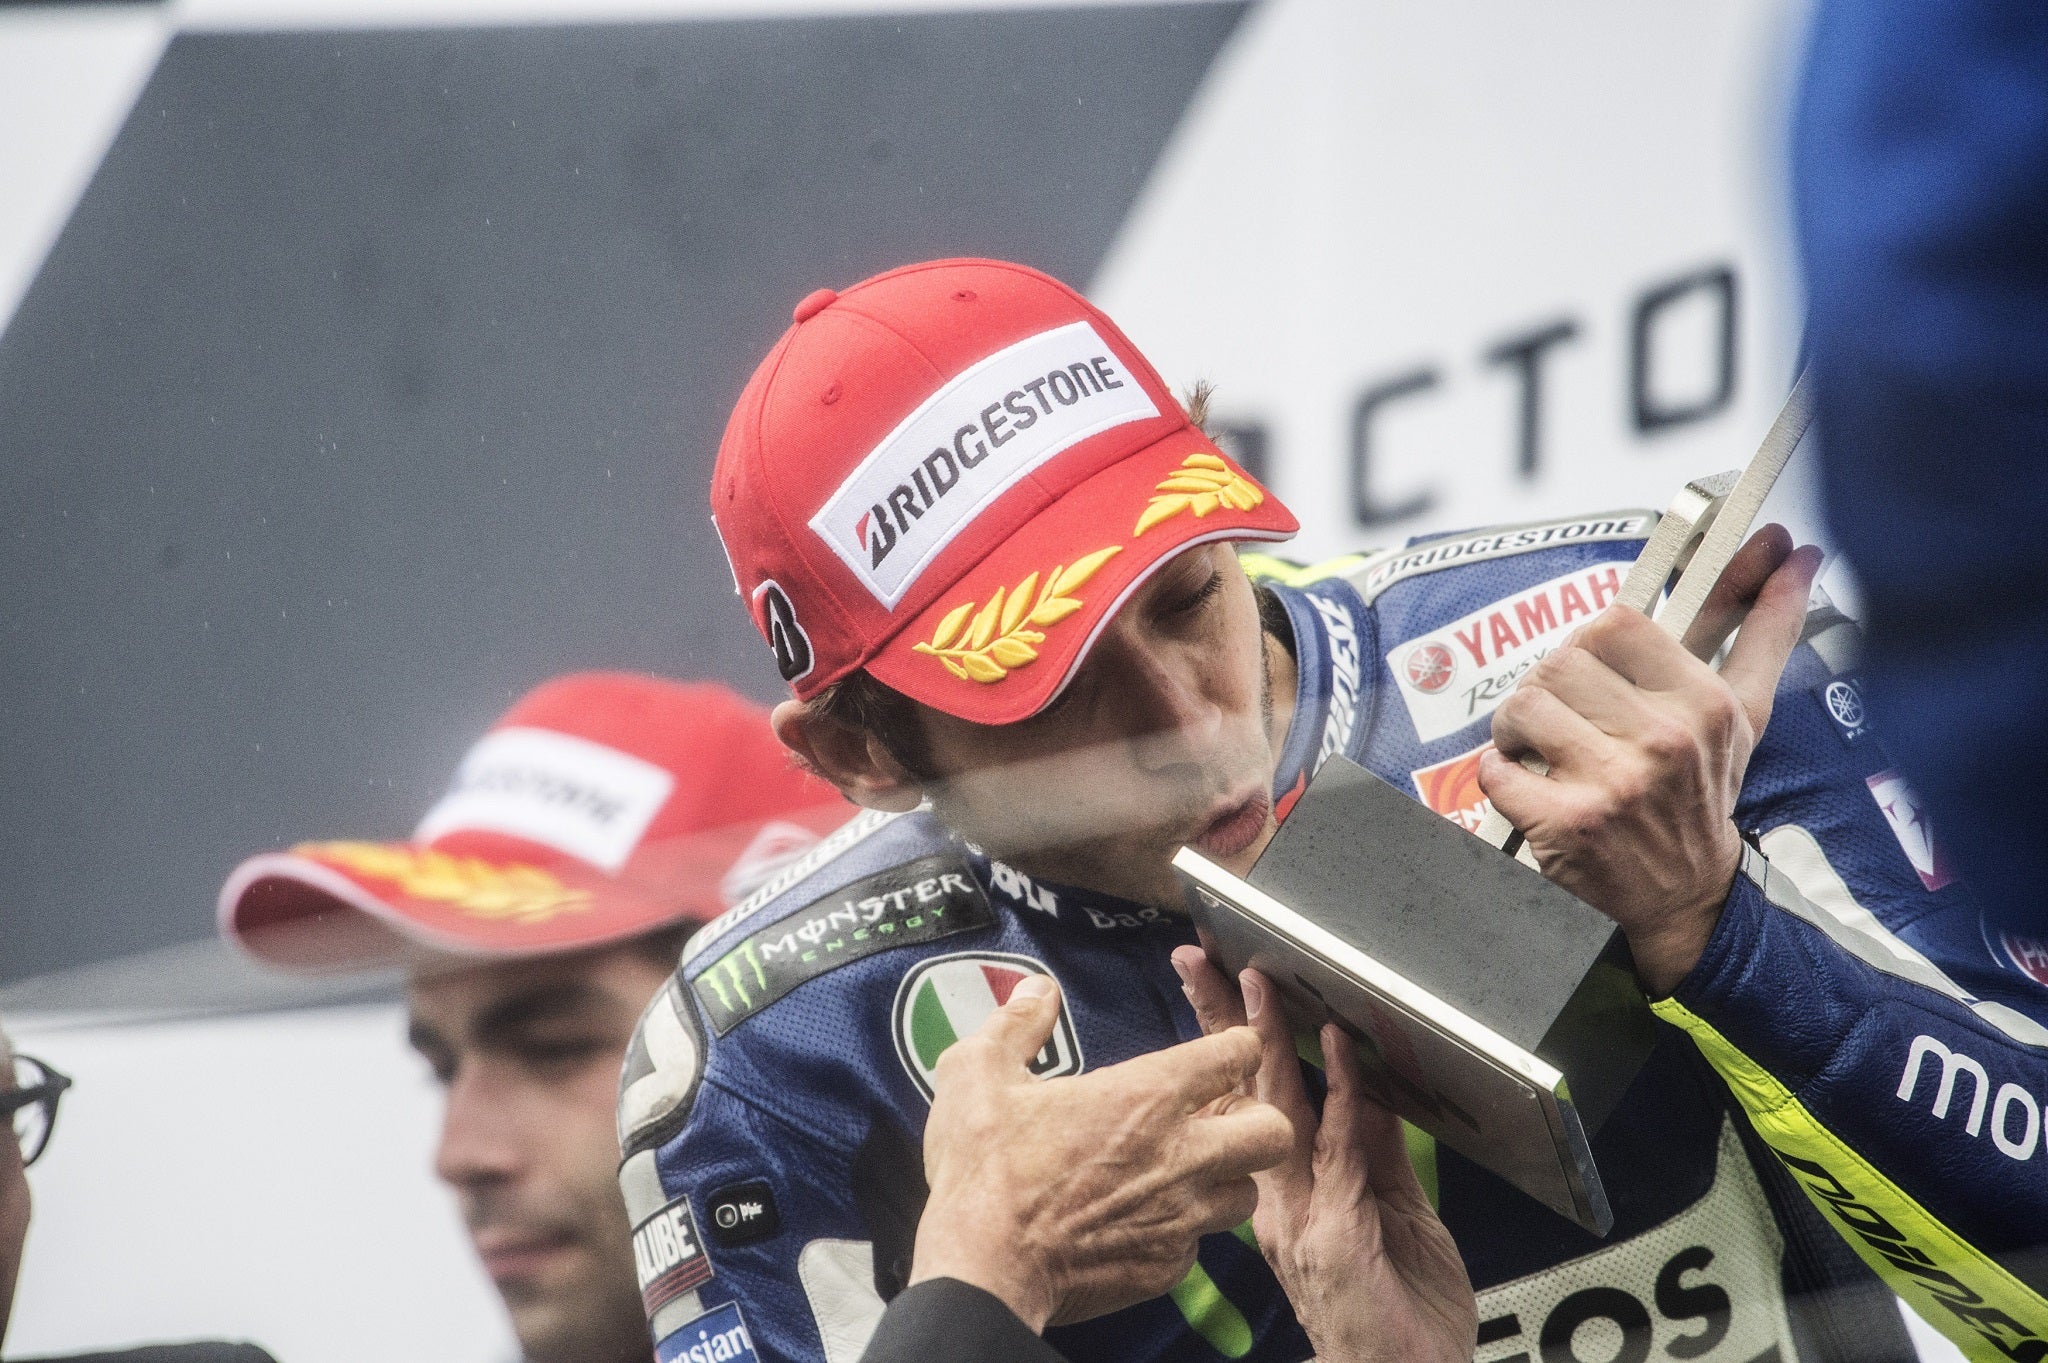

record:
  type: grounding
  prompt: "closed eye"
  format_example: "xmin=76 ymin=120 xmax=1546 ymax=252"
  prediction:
xmin=1166 ymin=568 xmax=1225 ymax=618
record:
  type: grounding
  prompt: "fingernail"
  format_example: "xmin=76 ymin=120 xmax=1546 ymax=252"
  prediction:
xmin=1010 ymin=975 xmax=1054 ymax=1004
xmin=1169 ymin=953 xmax=1194 ymax=986
xmin=1240 ymin=971 xmax=1264 ymax=1020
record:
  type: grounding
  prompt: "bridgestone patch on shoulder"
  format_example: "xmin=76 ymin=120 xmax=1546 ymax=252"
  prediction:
xmin=684 ymin=808 xmax=899 ymax=966
xmin=690 ymin=854 xmax=995 ymax=1035
xmin=1349 ymin=511 xmax=1653 ymax=604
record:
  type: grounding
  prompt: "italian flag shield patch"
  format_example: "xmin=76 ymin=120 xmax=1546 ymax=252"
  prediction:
xmin=892 ymin=952 xmax=1083 ymax=1100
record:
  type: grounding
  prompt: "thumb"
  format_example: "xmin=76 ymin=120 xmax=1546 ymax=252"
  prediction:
xmin=970 ymin=974 xmax=1062 ymax=1072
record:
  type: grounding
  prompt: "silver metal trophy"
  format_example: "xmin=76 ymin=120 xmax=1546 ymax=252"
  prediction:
xmin=1176 ymin=376 xmax=1815 ymax=1235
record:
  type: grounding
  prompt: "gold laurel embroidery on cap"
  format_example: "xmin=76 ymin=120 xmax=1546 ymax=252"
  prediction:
xmin=912 ymin=546 xmax=1123 ymax=684
xmin=1133 ymin=452 xmax=1265 ymax=537
xmin=296 ymin=841 xmax=594 ymax=925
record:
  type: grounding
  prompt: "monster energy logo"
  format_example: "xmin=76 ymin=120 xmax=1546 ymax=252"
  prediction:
xmin=689 ymin=854 xmax=995 ymax=1035
xmin=696 ymin=941 xmax=769 ymax=1022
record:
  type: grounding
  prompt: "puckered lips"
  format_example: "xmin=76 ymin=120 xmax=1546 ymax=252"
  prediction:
xmin=1190 ymin=786 xmax=1274 ymax=861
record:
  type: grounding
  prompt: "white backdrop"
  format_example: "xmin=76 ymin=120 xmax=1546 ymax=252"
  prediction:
xmin=8 ymin=1003 xmax=515 ymax=1362
xmin=1094 ymin=0 xmax=1828 ymax=561
xmin=2 ymin=2 xmax=1938 ymax=1361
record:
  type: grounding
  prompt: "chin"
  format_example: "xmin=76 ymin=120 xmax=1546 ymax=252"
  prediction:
xmin=508 ymin=1301 xmax=604 ymax=1363
xmin=502 ymin=1257 xmax=652 ymax=1363
xmin=1071 ymin=839 xmax=1198 ymax=914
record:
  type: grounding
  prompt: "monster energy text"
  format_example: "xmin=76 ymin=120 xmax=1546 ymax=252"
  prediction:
xmin=690 ymin=854 xmax=995 ymax=1034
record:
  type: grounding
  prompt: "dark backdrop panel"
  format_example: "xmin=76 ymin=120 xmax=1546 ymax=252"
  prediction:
xmin=0 ymin=4 xmax=1248 ymax=983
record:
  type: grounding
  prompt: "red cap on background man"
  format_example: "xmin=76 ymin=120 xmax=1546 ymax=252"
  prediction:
xmin=220 ymin=672 xmax=851 ymax=970
xmin=710 ymin=257 xmax=1298 ymax=726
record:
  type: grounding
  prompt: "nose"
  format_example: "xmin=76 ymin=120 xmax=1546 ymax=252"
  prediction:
xmin=1101 ymin=630 xmax=1223 ymax=771
xmin=433 ymin=1061 xmax=524 ymax=1193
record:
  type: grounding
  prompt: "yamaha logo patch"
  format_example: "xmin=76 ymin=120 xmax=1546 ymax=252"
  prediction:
xmin=1386 ymin=563 xmax=1622 ymax=743
xmin=1815 ymin=676 xmax=1869 ymax=746
xmin=752 ymin=580 xmax=813 ymax=682
xmin=893 ymin=952 xmax=1082 ymax=1101
xmin=1404 ymin=641 xmax=1457 ymax=695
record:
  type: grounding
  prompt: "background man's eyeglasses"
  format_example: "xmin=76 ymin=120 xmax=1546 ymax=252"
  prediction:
xmin=4 ymin=1054 xmax=73 ymax=1167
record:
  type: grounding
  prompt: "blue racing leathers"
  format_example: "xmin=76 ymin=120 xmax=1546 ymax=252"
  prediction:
xmin=618 ymin=507 xmax=2040 ymax=1363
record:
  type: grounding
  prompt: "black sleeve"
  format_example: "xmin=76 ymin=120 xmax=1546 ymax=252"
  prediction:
xmin=859 ymin=1278 xmax=1068 ymax=1363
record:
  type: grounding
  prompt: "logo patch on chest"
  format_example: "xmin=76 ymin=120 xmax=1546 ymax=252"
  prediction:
xmin=690 ymin=854 xmax=996 ymax=1035
xmin=1813 ymin=677 xmax=1870 ymax=747
xmin=1866 ymin=770 xmax=1957 ymax=892
xmin=1473 ymin=1121 xmax=1795 ymax=1363
xmin=893 ymin=952 xmax=1083 ymax=1100
xmin=633 ymin=1195 xmax=714 ymax=1316
xmin=704 ymin=1181 xmax=782 ymax=1249
xmin=656 ymin=1301 xmax=758 ymax=1363
xmin=1411 ymin=741 xmax=1497 ymax=833
xmin=1387 ymin=564 xmax=1621 ymax=743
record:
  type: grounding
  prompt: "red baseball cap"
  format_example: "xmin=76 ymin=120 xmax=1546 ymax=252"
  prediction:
xmin=711 ymin=258 xmax=1298 ymax=725
xmin=219 ymin=673 xmax=853 ymax=971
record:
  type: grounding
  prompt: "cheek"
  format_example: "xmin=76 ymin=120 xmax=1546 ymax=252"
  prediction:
xmin=1207 ymin=608 xmax=1270 ymax=720
xmin=940 ymin=744 xmax=1125 ymax=830
xmin=510 ymin=1064 xmax=633 ymax=1182
xmin=1 ymin=1161 xmax=29 ymax=1255
xmin=549 ymin=1068 xmax=639 ymax=1228
xmin=571 ymin=1061 xmax=629 ymax=1157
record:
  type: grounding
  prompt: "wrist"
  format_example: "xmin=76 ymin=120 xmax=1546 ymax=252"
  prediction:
xmin=908 ymin=1220 xmax=1054 ymax=1334
xmin=1626 ymin=846 xmax=1738 ymax=999
xmin=1298 ymin=1298 xmax=1396 ymax=1363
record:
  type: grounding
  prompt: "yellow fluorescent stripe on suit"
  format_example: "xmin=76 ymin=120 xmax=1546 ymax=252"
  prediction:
xmin=1654 ymin=998 xmax=2048 ymax=1363
xmin=1238 ymin=551 xmax=1370 ymax=587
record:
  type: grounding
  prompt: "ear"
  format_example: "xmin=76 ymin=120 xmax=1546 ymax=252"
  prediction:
xmin=771 ymin=699 xmax=925 ymax=813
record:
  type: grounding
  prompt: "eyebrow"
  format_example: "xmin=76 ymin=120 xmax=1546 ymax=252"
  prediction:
xmin=407 ymin=980 xmax=613 ymax=1057
xmin=1142 ymin=553 xmax=1220 ymax=611
xmin=472 ymin=981 xmax=614 ymax=1044
xmin=405 ymin=1017 xmax=448 ymax=1057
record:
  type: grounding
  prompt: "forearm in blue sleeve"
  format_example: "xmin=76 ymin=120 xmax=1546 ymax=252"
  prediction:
xmin=1653 ymin=848 xmax=2048 ymax=1363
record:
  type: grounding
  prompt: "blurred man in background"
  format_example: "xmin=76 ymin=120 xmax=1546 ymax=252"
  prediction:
xmin=219 ymin=673 xmax=850 ymax=1363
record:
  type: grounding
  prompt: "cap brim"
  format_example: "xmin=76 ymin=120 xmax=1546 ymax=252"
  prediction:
xmin=867 ymin=433 xmax=1296 ymax=724
xmin=219 ymin=841 xmax=703 ymax=973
